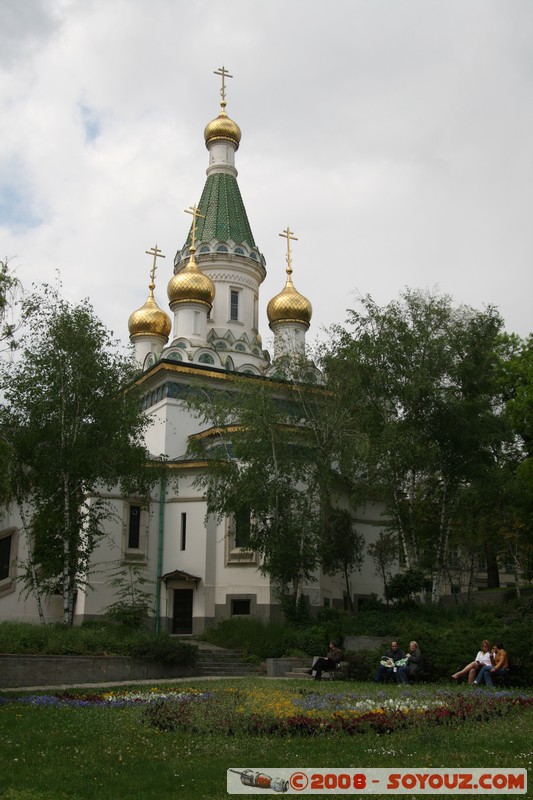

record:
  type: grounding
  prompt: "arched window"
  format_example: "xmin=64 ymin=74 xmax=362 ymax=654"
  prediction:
xmin=198 ymin=353 xmax=215 ymax=365
xmin=143 ymin=352 xmax=156 ymax=370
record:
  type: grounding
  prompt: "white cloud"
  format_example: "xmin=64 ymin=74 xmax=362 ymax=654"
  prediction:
xmin=1 ymin=0 xmax=532 ymax=347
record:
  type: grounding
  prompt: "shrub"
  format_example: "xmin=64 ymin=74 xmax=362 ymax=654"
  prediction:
xmin=129 ymin=635 xmax=197 ymax=665
xmin=0 ymin=622 xmax=197 ymax=666
xmin=199 ymin=599 xmax=533 ymax=683
xmin=105 ymin=605 xmax=148 ymax=630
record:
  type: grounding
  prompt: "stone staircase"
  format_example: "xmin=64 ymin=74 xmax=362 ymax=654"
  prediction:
xmin=266 ymin=657 xmax=316 ymax=679
xmin=283 ymin=662 xmax=314 ymax=679
xmin=187 ymin=642 xmax=261 ymax=678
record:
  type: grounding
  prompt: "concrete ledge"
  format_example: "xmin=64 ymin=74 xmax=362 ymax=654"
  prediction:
xmin=266 ymin=657 xmax=307 ymax=677
xmin=0 ymin=654 xmax=195 ymax=689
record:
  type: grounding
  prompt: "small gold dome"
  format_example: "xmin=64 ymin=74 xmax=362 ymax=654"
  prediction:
xmin=167 ymin=248 xmax=215 ymax=308
xmin=204 ymin=104 xmax=241 ymax=150
xmin=267 ymin=272 xmax=312 ymax=328
xmin=128 ymin=291 xmax=171 ymax=340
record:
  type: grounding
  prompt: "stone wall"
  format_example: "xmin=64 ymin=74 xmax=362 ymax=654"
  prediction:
xmin=0 ymin=654 xmax=194 ymax=689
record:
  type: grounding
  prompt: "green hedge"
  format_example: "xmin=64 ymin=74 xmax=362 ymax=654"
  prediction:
xmin=0 ymin=621 xmax=197 ymax=666
xmin=201 ymin=598 xmax=533 ymax=683
xmin=200 ymin=618 xmax=342 ymax=661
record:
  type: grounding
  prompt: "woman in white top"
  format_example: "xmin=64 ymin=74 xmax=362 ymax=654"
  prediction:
xmin=452 ymin=639 xmax=492 ymax=684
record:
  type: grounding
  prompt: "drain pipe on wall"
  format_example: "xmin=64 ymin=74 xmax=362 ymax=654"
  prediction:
xmin=155 ymin=471 xmax=166 ymax=634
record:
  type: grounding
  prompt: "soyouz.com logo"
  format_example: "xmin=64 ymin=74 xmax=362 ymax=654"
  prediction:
xmin=227 ymin=767 xmax=527 ymax=794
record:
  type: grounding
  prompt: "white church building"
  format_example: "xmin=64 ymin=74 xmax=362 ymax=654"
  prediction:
xmin=0 ymin=72 xmax=390 ymax=632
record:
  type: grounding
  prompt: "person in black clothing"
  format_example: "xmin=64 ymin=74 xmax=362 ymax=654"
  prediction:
xmin=374 ymin=640 xmax=406 ymax=682
xmin=305 ymin=641 xmax=344 ymax=681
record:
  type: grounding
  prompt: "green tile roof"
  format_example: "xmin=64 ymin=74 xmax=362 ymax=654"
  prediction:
xmin=184 ymin=173 xmax=257 ymax=250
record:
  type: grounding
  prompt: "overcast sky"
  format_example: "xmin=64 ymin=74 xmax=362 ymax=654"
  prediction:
xmin=1 ymin=0 xmax=532 ymax=353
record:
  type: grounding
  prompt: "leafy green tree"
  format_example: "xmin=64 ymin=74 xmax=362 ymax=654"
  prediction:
xmin=386 ymin=567 xmax=428 ymax=603
xmin=367 ymin=531 xmax=398 ymax=605
xmin=185 ymin=360 xmax=367 ymax=614
xmin=499 ymin=333 xmax=533 ymax=457
xmin=470 ymin=333 xmax=533 ymax=596
xmin=0 ymin=258 xmax=21 ymax=354
xmin=0 ymin=259 xmax=22 ymax=503
xmin=330 ymin=289 xmax=507 ymax=602
xmin=320 ymin=507 xmax=365 ymax=612
xmin=0 ymin=286 xmax=152 ymax=625
xmin=186 ymin=375 xmax=322 ymax=606
xmin=104 ymin=562 xmax=155 ymax=629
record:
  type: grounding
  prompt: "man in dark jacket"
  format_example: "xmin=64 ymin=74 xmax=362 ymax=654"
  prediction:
xmin=374 ymin=640 xmax=406 ymax=682
xmin=305 ymin=641 xmax=344 ymax=681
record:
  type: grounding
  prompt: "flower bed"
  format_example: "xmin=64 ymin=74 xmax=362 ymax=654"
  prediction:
xmin=2 ymin=685 xmax=531 ymax=737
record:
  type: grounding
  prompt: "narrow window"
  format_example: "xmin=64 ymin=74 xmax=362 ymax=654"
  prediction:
xmin=193 ymin=310 xmax=200 ymax=335
xmin=230 ymin=289 xmax=239 ymax=321
xmin=0 ymin=534 xmax=12 ymax=581
xmin=234 ymin=508 xmax=251 ymax=548
xmin=128 ymin=505 xmax=141 ymax=549
xmin=180 ymin=513 xmax=187 ymax=551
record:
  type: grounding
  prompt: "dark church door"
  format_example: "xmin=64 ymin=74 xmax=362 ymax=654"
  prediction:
xmin=172 ymin=588 xmax=193 ymax=634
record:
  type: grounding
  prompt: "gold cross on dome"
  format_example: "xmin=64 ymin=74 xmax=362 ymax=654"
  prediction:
xmin=214 ymin=65 xmax=233 ymax=104
xmin=185 ymin=204 xmax=205 ymax=250
xmin=145 ymin=244 xmax=165 ymax=287
xmin=279 ymin=226 xmax=298 ymax=274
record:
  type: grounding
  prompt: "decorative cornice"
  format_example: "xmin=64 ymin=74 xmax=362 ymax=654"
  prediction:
xmin=201 ymin=270 xmax=260 ymax=289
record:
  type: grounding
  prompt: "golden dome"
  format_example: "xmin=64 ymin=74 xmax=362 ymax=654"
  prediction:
xmin=167 ymin=247 xmax=215 ymax=309
xmin=128 ymin=290 xmax=171 ymax=340
xmin=204 ymin=102 xmax=241 ymax=150
xmin=267 ymin=271 xmax=312 ymax=328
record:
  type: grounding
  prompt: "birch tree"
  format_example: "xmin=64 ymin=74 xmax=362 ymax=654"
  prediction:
xmin=0 ymin=286 xmax=151 ymax=625
xmin=330 ymin=289 xmax=506 ymax=602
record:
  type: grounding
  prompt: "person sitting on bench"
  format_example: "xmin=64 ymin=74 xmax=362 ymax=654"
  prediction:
xmin=374 ymin=641 xmax=406 ymax=682
xmin=305 ymin=641 xmax=343 ymax=681
xmin=397 ymin=640 xmax=423 ymax=684
xmin=474 ymin=642 xmax=509 ymax=687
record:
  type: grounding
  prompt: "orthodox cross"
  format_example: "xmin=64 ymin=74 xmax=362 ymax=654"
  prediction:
xmin=145 ymin=244 xmax=165 ymax=288
xmin=214 ymin=65 xmax=233 ymax=105
xmin=279 ymin=226 xmax=298 ymax=275
xmin=185 ymin=204 xmax=205 ymax=250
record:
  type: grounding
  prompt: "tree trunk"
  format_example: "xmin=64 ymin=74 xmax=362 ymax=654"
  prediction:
xmin=62 ymin=473 xmax=74 ymax=626
xmin=17 ymin=500 xmax=46 ymax=625
xmin=431 ymin=483 xmax=456 ymax=605
xmin=343 ymin=564 xmax=353 ymax=612
xmin=512 ymin=554 xmax=522 ymax=599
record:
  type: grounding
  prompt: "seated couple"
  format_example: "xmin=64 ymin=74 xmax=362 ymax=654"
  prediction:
xmin=375 ymin=640 xmax=422 ymax=684
xmin=452 ymin=640 xmax=509 ymax=686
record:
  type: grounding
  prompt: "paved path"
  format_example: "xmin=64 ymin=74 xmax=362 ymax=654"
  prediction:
xmin=1 ymin=674 xmax=275 ymax=693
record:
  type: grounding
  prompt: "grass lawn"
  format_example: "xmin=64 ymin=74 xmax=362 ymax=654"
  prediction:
xmin=0 ymin=678 xmax=531 ymax=800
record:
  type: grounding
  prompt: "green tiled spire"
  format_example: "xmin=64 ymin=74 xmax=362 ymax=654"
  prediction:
xmin=184 ymin=173 xmax=257 ymax=250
